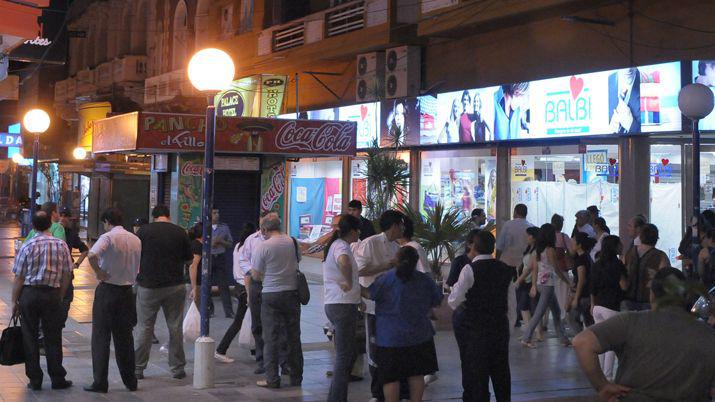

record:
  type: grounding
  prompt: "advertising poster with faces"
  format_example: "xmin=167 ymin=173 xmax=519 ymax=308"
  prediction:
xmin=693 ymin=60 xmax=715 ymax=131
xmin=420 ymin=87 xmax=498 ymax=145
xmin=338 ymin=103 xmax=380 ymax=148
xmin=381 ymin=98 xmax=421 ymax=147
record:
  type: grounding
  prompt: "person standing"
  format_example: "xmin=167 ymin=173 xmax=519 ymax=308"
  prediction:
xmin=11 ymin=211 xmax=73 ymax=390
xmin=354 ymin=210 xmax=404 ymax=402
xmin=24 ymin=202 xmax=66 ymax=242
xmin=496 ymin=204 xmax=533 ymax=271
xmin=449 ymin=231 xmax=516 ymax=402
xmin=573 ymin=210 xmax=597 ymax=239
xmin=446 ymin=229 xmax=481 ymax=288
xmin=398 ymin=216 xmax=429 ymax=275
xmin=567 ymin=232 xmax=597 ymax=334
xmin=58 ymin=206 xmax=88 ymax=327
xmin=323 ymin=214 xmax=362 ymax=402
xmin=133 ymin=205 xmax=193 ymax=380
xmin=514 ymin=226 xmax=542 ymax=340
xmin=624 ymin=214 xmax=647 ymax=257
xmin=251 ymin=215 xmax=303 ymax=388
xmin=623 ymin=223 xmax=670 ymax=311
xmin=84 ymin=208 xmax=141 ymax=393
xmin=590 ymin=217 xmax=610 ymax=262
xmin=211 ymin=209 xmax=235 ymax=318
xmin=365 ymin=246 xmax=443 ymax=402
xmin=347 ymin=200 xmax=376 ymax=240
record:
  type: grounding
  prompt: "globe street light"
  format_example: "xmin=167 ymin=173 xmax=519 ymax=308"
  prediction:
xmin=678 ymin=83 xmax=715 ymax=277
xmin=23 ymin=108 xmax=50 ymax=217
xmin=73 ymin=147 xmax=88 ymax=160
xmin=187 ymin=48 xmax=235 ymax=390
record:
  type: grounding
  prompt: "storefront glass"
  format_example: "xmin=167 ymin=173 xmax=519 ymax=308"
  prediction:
xmin=288 ymin=158 xmax=343 ymax=240
xmin=349 ymin=151 xmax=410 ymax=216
xmin=700 ymin=147 xmax=715 ymax=210
xmin=510 ymin=144 xmax=620 ymax=235
xmin=419 ymin=149 xmax=496 ymax=220
xmin=650 ymin=144 xmax=682 ymax=266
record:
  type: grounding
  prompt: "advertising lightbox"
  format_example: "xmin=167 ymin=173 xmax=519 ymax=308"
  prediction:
xmin=692 ymin=60 xmax=715 ymax=131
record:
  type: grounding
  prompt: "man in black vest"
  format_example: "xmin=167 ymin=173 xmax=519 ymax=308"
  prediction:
xmin=448 ymin=230 xmax=516 ymax=402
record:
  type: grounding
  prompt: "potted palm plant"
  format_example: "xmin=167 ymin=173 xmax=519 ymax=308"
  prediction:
xmin=361 ymin=138 xmax=410 ymax=221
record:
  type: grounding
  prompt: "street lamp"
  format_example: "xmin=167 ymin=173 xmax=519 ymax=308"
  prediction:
xmin=23 ymin=108 xmax=50 ymax=217
xmin=678 ymin=83 xmax=714 ymax=277
xmin=73 ymin=147 xmax=88 ymax=160
xmin=187 ymin=48 xmax=235 ymax=390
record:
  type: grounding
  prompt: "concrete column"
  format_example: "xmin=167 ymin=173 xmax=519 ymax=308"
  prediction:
xmin=341 ymin=156 xmax=351 ymax=212
xmin=682 ymin=144 xmax=694 ymax=229
xmin=496 ymin=145 xmax=511 ymax=228
xmin=618 ymin=136 xmax=651 ymax=246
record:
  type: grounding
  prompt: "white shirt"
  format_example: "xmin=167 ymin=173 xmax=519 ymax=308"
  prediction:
xmin=323 ymin=239 xmax=360 ymax=305
xmin=89 ymin=226 xmax=141 ymax=286
xmin=578 ymin=223 xmax=597 ymax=239
xmin=496 ymin=218 xmax=534 ymax=268
xmin=406 ymin=240 xmax=430 ymax=274
xmin=448 ymin=254 xmax=517 ymax=334
xmin=354 ymin=232 xmax=400 ymax=313
xmin=590 ymin=232 xmax=608 ymax=261
xmin=235 ymin=231 xmax=264 ymax=284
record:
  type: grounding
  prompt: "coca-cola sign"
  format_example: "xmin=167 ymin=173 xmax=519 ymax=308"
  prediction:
xmin=274 ymin=121 xmax=353 ymax=153
xmin=261 ymin=165 xmax=285 ymax=213
xmin=181 ymin=160 xmax=204 ymax=176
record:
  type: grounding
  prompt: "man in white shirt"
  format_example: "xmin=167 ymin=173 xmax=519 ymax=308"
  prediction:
xmin=84 ymin=208 xmax=141 ymax=394
xmin=575 ymin=210 xmax=597 ymax=238
xmin=496 ymin=204 xmax=534 ymax=270
xmin=354 ymin=210 xmax=404 ymax=402
xmin=449 ymin=230 xmax=516 ymax=402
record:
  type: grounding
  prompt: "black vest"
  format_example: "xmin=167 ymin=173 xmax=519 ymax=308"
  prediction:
xmin=463 ymin=259 xmax=516 ymax=331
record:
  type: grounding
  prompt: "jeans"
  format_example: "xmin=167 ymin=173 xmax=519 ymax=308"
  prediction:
xmin=91 ymin=283 xmax=137 ymax=390
xmin=134 ymin=284 xmax=186 ymax=375
xmin=592 ymin=305 xmax=620 ymax=379
xmin=248 ymin=280 xmax=265 ymax=364
xmin=18 ymin=286 xmax=68 ymax=386
xmin=212 ymin=255 xmax=233 ymax=316
xmin=325 ymin=304 xmax=358 ymax=402
xmin=261 ymin=291 xmax=303 ymax=385
xmin=522 ymin=285 xmax=568 ymax=343
xmin=216 ymin=284 xmax=249 ymax=355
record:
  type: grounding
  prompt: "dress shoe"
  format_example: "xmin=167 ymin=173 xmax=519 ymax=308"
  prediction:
xmin=125 ymin=383 xmax=138 ymax=392
xmin=83 ymin=385 xmax=107 ymax=393
xmin=256 ymin=380 xmax=280 ymax=388
xmin=27 ymin=383 xmax=41 ymax=391
xmin=51 ymin=380 xmax=73 ymax=390
xmin=289 ymin=378 xmax=302 ymax=387
xmin=254 ymin=366 xmax=266 ymax=375
xmin=172 ymin=371 xmax=186 ymax=379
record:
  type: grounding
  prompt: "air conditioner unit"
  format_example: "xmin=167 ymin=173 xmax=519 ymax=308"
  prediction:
xmin=355 ymin=52 xmax=384 ymax=102
xmin=384 ymin=46 xmax=420 ymax=99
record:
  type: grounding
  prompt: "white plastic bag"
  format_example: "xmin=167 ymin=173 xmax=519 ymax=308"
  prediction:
xmin=183 ymin=302 xmax=201 ymax=343
xmin=238 ymin=307 xmax=255 ymax=349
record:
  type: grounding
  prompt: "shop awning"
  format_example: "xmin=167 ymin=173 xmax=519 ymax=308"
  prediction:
xmin=92 ymin=112 xmax=357 ymax=156
xmin=0 ymin=1 xmax=47 ymax=39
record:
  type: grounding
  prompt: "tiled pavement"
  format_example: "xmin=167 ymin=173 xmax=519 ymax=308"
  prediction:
xmin=0 ymin=223 xmax=599 ymax=401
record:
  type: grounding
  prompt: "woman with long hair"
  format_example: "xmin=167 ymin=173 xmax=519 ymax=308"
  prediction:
xmin=520 ymin=224 xmax=571 ymax=348
xmin=589 ymin=235 xmax=628 ymax=380
xmin=515 ymin=226 xmax=543 ymax=341
xmin=398 ymin=216 xmax=430 ymax=275
xmin=322 ymin=214 xmax=362 ymax=402
xmin=568 ymin=232 xmax=597 ymax=334
xmin=590 ymin=217 xmax=610 ymax=261
xmin=438 ymin=98 xmax=460 ymax=143
xmin=364 ymin=246 xmax=442 ymax=402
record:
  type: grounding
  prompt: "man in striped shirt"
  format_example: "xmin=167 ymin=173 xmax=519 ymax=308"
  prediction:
xmin=11 ymin=211 xmax=73 ymax=391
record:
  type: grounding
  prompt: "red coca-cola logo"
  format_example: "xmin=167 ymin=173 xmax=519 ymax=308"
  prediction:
xmin=274 ymin=121 xmax=352 ymax=153
xmin=181 ymin=161 xmax=204 ymax=176
xmin=261 ymin=165 xmax=285 ymax=212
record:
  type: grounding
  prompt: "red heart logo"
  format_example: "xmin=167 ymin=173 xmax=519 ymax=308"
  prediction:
xmin=662 ymin=158 xmax=669 ymax=166
xmin=609 ymin=158 xmax=617 ymax=166
xmin=569 ymin=75 xmax=584 ymax=100
xmin=521 ymin=160 xmax=526 ymax=166
xmin=360 ymin=104 xmax=368 ymax=121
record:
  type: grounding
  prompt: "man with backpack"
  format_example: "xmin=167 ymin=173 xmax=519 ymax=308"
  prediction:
xmin=623 ymin=224 xmax=670 ymax=311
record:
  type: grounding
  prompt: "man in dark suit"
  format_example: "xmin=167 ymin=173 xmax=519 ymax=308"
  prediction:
xmin=347 ymin=200 xmax=375 ymax=241
xmin=608 ymin=67 xmax=641 ymax=134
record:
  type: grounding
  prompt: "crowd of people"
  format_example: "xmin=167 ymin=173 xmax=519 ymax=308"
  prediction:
xmin=8 ymin=199 xmax=715 ymax=401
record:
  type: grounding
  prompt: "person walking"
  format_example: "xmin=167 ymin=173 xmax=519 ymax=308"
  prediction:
xmin=347 ymin=200 xmax=376 ymax=240
xmin=211 ymin=209 xmax=235 ymax=318
xmin=11 ymin=211 xmax=73 ymax=390
xmin=573 ymin=210 xmax=596 ymax=239
xmin=590 ymin=217 xmax=610 ymax=261
xmin=365 ymin=246 xmax=443 ymax=402
xmin=58 ymin=206 xmax=88 ymax=327
xmin=567 ymin=232 xmax=597 ymax=334
xmin=251 ymin=215 xmax=303 ymax=388
xmin=589 ymin=235 xmax=628 ymax=381
xmin=496 ymin=204 xmax=533 ymax=271
xmin=623 ymin=223 xmax=670 ymax=311
xmin=323 ymin=214 xmax=362 ymax=402
xmin=520 ymin=224 xmax=571 ymax=348
xmin=449 ymin=231 xmax=516 ymax=402
xmin=133 ymin=205 xmax=193 ymax=380
xmin=84 ymin=208 xmax=141 ymax=393
xmin=515 ymin=226 xmax=542 ymax=341
xmin=214 ymin=222 xmax=255 ymax=363
xmin=354 ymin=210 xmax=404 ymax=402
xmin=24 ymin=202 xmax=66 ymax=242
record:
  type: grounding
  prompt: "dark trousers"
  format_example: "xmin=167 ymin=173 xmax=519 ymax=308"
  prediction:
xmin=366 ymin=313 xmax=409 ymax=401
xmin=60 ymin=275 xmax=74 ymax=327
xmin=18 ymin=286 xmax=67 ymax=386
xmin=325 ymin=304 xmax=358 ymax=402
xmin=216 ymin=284 xmax=249 ymax=355
xmin=261 ymin=291 xmax=303 ymax=385
xmin=91 ymin=282 xmax=137 ymax=391
xmin=248 ymin=280 xmax=265 ymax=364
xmin=212 ymin=255 xmax=233 ymax=316
xmin=454 ymin=311 xmax=510 ymax=402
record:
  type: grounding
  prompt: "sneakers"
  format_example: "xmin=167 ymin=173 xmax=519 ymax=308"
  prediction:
xmin=214 ymin=352 xmax=235 ymax=364
xmin=424 ymin=373 xmax=438 ymax=385
xmin=256 ymin=380 xmax=280 ymax=389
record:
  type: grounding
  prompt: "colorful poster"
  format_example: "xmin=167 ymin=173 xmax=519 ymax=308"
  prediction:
xmin=582 ymin=150 xmax=608 ymax=183
xmin=484 ymin=159 xmax=497 ymax=219
xmin=511 ymin=156 xmax=534 ymax=182
xmin=420 ymin=88 xmax=497 ymax=145
xmin=260 ymin=161 xmax=286 ymax=222
xmin=338 ymin=103 xmax=380 ymax=148
xmin=215 ymin=76 xmax=259 ymax=117
xmin=693 ymin=60 xmax=715 ymax=131
xmin=177 ymin=154 xmax=203 ymax=229
xmin=78 ymin=101 xmax=111 ymax=149
xmin=289 ymin=177 xmax=325 ymax=238
xmin=381 ymin=97 xmax=420 ymax=147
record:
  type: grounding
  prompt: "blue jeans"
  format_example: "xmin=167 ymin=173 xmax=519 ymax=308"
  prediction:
xmin=522 ymin=285 xmax=567 ymax=343
xmin=325 ymin=304 xmax=358 ymax=402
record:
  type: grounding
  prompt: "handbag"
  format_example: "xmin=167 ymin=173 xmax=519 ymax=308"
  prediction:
xmin=292 ymin=237 xmax=310 ymax=306
xmin=0 ymin=316 xmax=25 ymax=366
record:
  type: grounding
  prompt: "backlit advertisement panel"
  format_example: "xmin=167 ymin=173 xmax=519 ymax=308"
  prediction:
xmin=693 ymin=60 xmax=715 ymax=131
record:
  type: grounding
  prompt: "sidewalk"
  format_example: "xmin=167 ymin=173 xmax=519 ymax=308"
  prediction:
xmin=0 ymin=224 xmax=598 ymax=401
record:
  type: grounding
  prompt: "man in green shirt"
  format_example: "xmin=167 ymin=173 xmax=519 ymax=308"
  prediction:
xmin=25 ymin=202 xmax=66 ymax=242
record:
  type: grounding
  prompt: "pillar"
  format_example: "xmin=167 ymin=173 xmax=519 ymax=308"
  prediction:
xmin=618 ymin=136 xmax=651 ymax=247
xmin=495 ymin=145 xmax=511 ymax=228
xmin=409 ymin=149 xmax=420 ymax=210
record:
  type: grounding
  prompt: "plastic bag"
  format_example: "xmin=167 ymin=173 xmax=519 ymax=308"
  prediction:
xmin=182 ymin=302 xmax=200 ymax=343
xmin=238 ymin=307 xmax=255 ymax=349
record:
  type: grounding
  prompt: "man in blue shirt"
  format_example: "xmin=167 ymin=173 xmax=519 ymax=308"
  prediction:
xmin=211 ymin=208 xmax=235 ymax=318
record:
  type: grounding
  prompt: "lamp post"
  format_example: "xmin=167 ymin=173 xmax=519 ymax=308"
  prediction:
xmin=187 ymin=48 xmax=235 ymax=390
xmin=678 ymin=83 xmax=714 ymax=277
xmin=23 ymin=109 xmax=50 ymax=217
